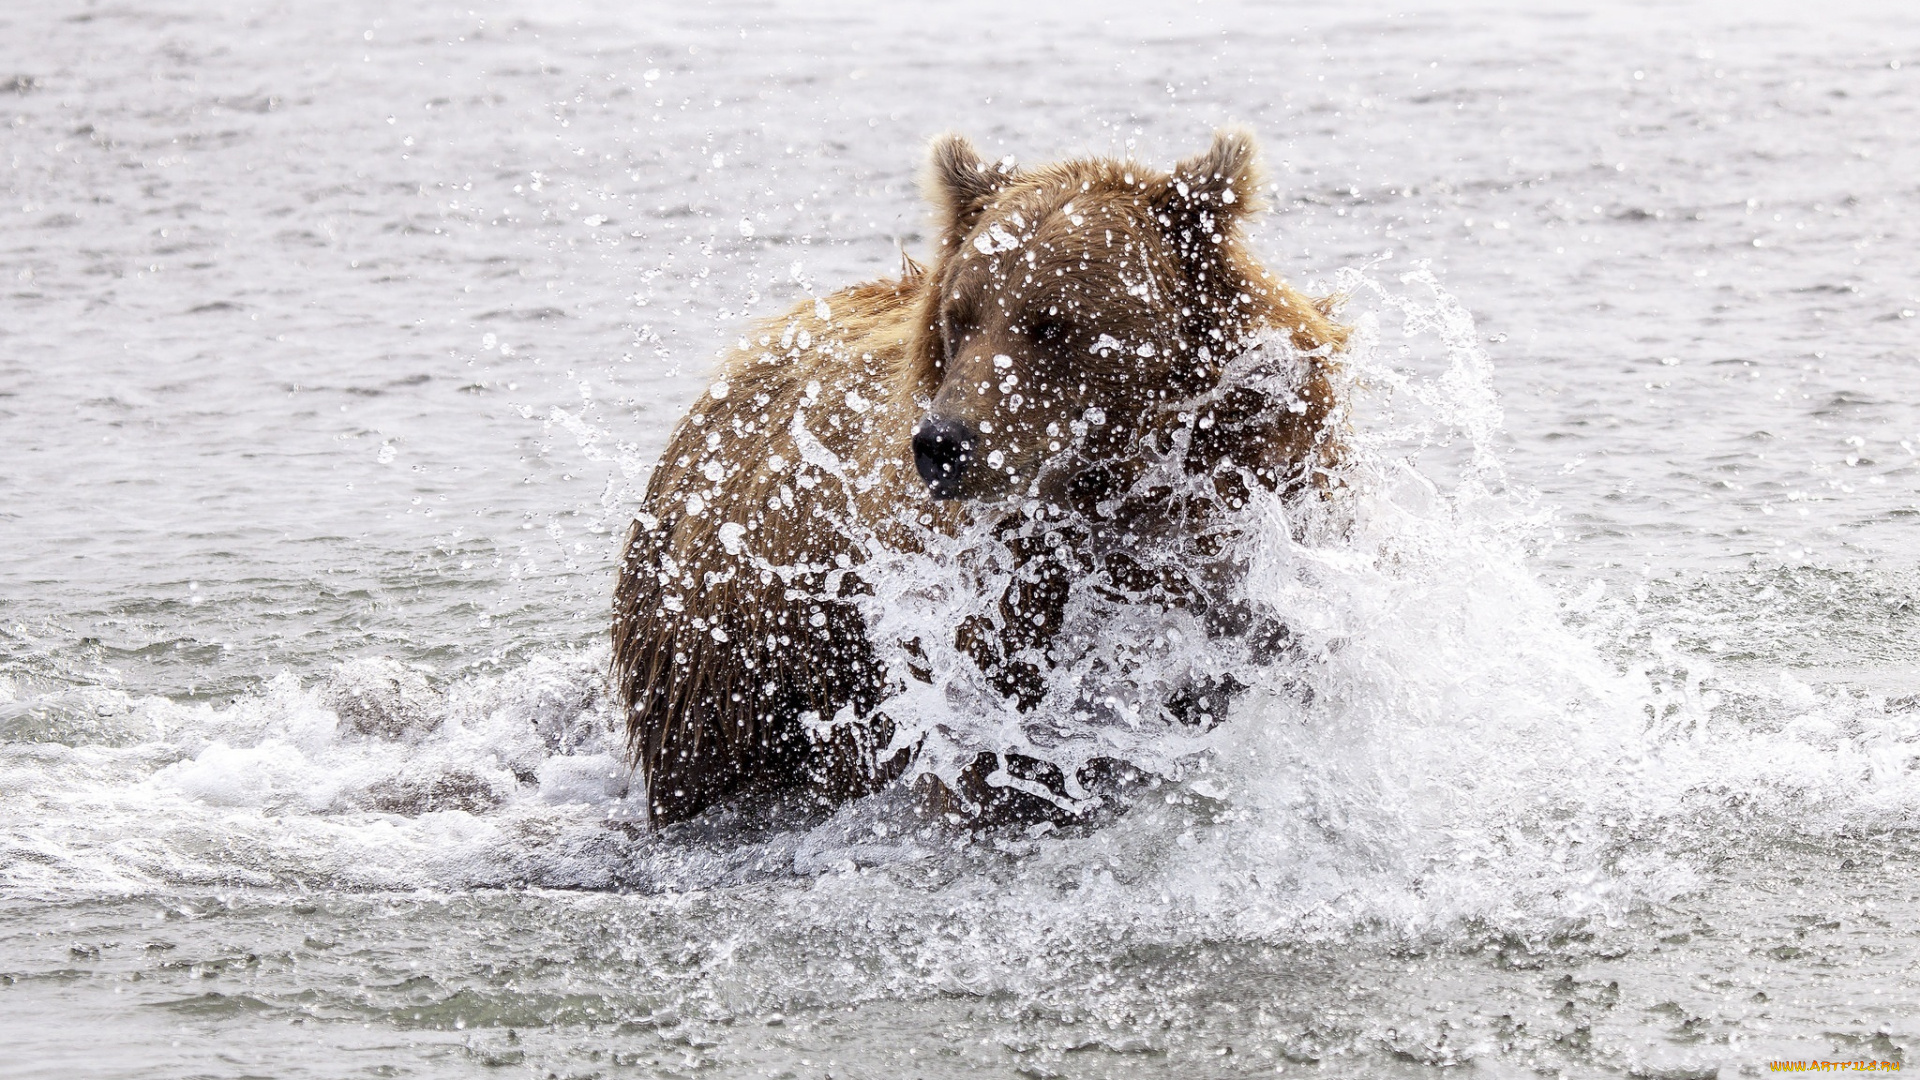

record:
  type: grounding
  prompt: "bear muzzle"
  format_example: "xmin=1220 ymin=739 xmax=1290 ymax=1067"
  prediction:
xmin=912 ymin=415 xmax=978 ymax=500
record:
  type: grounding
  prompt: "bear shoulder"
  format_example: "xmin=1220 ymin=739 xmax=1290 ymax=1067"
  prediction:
xmin=611 ymin=270 xmax=945 ymax=824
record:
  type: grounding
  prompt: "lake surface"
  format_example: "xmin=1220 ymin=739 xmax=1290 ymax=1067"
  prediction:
xmin=3 ymin=0 xmax=1919 ymax=1076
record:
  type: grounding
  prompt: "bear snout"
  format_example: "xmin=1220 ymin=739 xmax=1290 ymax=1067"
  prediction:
xmin=912 ymin=415 xmax=978 ymax=499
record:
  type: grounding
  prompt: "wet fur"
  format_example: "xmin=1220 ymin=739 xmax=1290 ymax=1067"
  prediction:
xmin=613 ymin=129 xmax=1347 ymax=826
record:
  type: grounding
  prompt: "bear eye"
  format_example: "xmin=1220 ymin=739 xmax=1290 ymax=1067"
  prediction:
xmin=940 ymin=314 xmax=970 ymax=357
xmin=1027 ymin=319 xmax=1069 ymax=348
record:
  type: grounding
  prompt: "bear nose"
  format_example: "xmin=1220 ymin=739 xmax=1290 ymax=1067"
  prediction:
xmin=912 ymin=415 xmax=977 ymax=499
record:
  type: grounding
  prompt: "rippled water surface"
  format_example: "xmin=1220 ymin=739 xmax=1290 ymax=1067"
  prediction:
xmin=4 ymin=0 xmax=1919 ymax=1076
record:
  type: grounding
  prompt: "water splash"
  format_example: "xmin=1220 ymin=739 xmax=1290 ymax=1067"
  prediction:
xmin=831 ymin=265 xmax=1681 ymax=942
xmin=8 ymin=271 xmax=1920 ymax=971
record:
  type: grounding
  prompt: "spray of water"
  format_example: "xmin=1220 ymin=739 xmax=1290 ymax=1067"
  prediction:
xmin=8 ymin=270 xmax=1920 ymax=978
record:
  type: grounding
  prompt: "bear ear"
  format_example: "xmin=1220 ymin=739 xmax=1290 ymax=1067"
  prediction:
xmin=923 ymin=133 xmax=1017 ymax=244
xmin=1155 ymin=126 xmax=1265 ymax=227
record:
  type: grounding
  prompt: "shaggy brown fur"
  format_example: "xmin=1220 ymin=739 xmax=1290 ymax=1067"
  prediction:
xmin=612 ymin=129 xmax=1347 ymax=826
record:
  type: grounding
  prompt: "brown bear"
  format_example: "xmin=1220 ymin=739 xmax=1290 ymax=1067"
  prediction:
xmin=611 ymin=128 xmax=1347 ymax=827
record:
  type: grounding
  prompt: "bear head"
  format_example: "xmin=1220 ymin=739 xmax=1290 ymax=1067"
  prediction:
xmin=909 ymin=128 xmax=1271 ymax=503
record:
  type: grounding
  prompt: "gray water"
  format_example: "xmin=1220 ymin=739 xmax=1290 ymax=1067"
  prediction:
xmin=4 ymin=0 xmax=1920 ymax=1076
